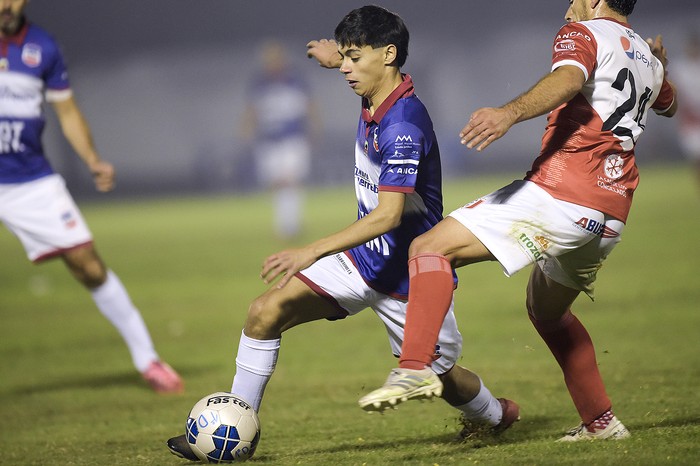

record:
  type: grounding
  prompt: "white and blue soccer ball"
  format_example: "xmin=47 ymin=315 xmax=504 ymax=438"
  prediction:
xmin=186 ymin=392 xmax=261 ymax=463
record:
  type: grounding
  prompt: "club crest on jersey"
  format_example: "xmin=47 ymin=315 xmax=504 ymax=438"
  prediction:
xmin=373 ymin=128 xmax=379 ymax=152
xmin=21 ymin=44 xmax=42 ymax=68
xmin=0 ymin=58 xmax=8 ymax=71
xmin=620 ymin=37 xmax=634 ymax=59
xmin=604 ymin=154 xmax=624 ymax=180
xmin=575 ymin=218 xmax=620 ymax=238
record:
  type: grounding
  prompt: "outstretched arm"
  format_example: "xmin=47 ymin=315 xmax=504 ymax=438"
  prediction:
xmin=51 ymin=96 xmax=115 ymax=192
xmin=459 ymin=65 xmax=586 ymax=151
xmin=306 ymin=39 xmax=343 ymax=69
xmin=261 ymin=191 xmax=405 ymax=288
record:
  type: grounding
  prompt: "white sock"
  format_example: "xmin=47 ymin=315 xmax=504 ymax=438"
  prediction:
xmin=231 ymin=330 xmax=280 ymax=412
xmin=90 ymin=270 xmax=158 ymax=372
xmin=454 ymin=378 xmax=503 ymax=426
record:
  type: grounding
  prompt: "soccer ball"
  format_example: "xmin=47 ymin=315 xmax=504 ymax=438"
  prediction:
xmin=185 ymin=392 xmax=261 ymax=463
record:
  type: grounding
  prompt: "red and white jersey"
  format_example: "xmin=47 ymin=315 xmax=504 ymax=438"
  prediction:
xmin=526 ymin=18 xmax=675 ymax=222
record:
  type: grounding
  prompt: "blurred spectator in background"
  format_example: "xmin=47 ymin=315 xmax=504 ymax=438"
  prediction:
xmin=674 ymin=31 xmax=700 ymax=187
xmin=239 ymin=41 xmax=320 ymax=241
xmin=0 ymin=0 xmax=182 ymax=393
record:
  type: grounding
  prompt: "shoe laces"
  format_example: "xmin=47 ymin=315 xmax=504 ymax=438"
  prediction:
xmin=565 ymin=424 xmax=586 ymax=437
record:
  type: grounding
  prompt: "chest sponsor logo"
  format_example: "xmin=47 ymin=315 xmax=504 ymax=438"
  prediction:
xmin=354 ymin=166 xmax=378 ymax=193
xmin=21 ymin=44 xmax=42 ymax=68
xmin=620 ymin=35 xmax=657 ymax=70
xmin=620 ymin=36 xmax=635 ymax=59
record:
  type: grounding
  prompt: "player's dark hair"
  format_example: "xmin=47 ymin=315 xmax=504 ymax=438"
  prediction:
xmin=606 ymin=0 xmax=636 ymax=16
xmin=334 ymin=5 xmax=409 ymax=67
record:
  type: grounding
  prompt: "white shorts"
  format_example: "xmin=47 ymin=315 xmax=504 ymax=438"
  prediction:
xmin=255 ymin=136 xmax=311 ymax=187
xmin=0 ymin=174 xmax=93 ymax=262
xmin=449 ymin=180 xmax=624 ymax=298
xmin=297 ymin=253 xmax=462 ymax=374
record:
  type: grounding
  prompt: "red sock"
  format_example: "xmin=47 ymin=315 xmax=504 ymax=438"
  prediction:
xmin=529 ymin=310 xmax=611 ymax=424
xmin=399 ymin=254 xmax=454 ymax=370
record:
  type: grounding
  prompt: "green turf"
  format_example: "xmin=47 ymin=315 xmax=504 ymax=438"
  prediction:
xmin=1 ymin=165 xmax=698 ymax=465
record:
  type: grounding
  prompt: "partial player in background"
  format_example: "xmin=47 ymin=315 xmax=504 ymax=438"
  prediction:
xmin=0 ymin=0 xmax=182 ymax=393
xmin=673 ymin=30 xmax=700 ymax=188
xmin=168 ymin=5 xmax=518 ymax=460
xmin=361 ymin=0 xmax=677 ymax=441
xmin=239 ymin=40 xmax=320 ymax=241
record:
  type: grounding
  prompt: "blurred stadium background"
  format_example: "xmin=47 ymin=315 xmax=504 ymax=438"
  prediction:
xmin=27 ymin=0 xmax=699 ymax=199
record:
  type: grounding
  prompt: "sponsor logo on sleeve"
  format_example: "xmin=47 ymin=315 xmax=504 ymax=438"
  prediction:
xmin=555 ymin=39 xmax=576 ymax=53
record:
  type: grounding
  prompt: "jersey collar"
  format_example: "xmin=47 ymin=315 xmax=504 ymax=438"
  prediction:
xmin=361 ymin=74 xmax=415 ymax=125
xmin=1 ymin=19 xmax=29 ymax=46
xmin=594 ymin=17 xmax=632 ymax=29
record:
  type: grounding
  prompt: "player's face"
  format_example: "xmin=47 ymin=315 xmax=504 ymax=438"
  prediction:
xmin=565 ymin=0 xmax=592 ymax=23
xmin=338 ymin=43 xmax=391 ymax=100
xmin=0 ymin=0 xmax=27 ymax=37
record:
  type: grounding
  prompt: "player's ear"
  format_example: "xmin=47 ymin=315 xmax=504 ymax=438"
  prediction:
xmin=384 ymin=44 xmax=398 ymax=66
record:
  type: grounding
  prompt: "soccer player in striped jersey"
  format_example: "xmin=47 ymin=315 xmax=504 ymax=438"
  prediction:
xmin=362 ymin=0 xmax=677 ymax=442
xmin=0 ymin=0 xmax=182 ymax=393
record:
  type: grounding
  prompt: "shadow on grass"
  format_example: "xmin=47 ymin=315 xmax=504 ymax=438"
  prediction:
xmin=3 ymin=363 xmax=215 ymax=396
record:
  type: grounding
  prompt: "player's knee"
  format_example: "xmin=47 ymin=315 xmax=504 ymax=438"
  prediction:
xmin=82 ymin=263 xmax=107 ymax=288
xmin=245 ymin=294 xmax=286 ymax=338
xmin=63 ymin=247 xmax=107 ymax=289
xmin=408 ymin=234 xmax=437 ymax=258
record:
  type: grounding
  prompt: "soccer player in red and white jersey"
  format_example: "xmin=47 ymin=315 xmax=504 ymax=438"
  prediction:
xmin=361 ymin=0 xmax=677 ymax=441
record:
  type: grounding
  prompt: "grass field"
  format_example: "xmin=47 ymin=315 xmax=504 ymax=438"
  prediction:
xmin=1 ymin=165 xmax=699 ymax=465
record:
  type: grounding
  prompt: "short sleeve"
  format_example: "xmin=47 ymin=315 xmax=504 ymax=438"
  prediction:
xmin=551 ymin=22 xmax=598 ymax=81
xmin=377 ymin=122 xmax=425 ymax=194
xmin=652 ymin=78 xmax=675 ymax=114
xmin=43 ymin=38 xmax=71 ymax=102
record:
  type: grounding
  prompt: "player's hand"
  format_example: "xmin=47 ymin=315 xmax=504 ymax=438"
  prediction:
xmin=306 ymin=39 xmax=342 ymax=69
xmin=260 ymin=248 xmax=317 ymax=289
xmin=88 ymin=160 xmax=115 ymax=192
xmin=459 ymin=107 xmax=516 ymax=151
xmin=646 ymin=34 xmax=668 ymax=71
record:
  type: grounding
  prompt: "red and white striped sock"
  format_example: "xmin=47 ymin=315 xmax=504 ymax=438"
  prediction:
xmin=587 ymin=409 xmax=615 ymax=432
